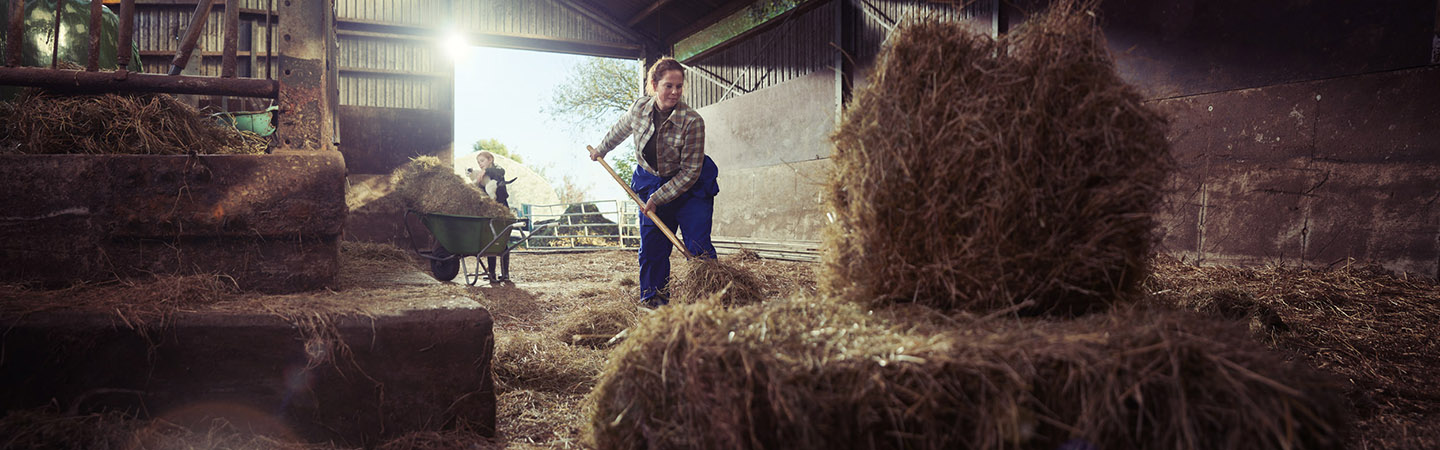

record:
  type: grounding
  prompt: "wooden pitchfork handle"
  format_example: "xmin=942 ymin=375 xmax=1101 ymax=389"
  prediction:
xmin=590 ymin=146 xmax=692 ymax=259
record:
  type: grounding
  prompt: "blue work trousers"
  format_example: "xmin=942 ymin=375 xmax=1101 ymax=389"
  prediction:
xmin=632 ymin=157 xmax=719 ymax=306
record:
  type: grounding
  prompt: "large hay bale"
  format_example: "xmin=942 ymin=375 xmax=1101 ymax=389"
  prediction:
xmin=0 ymin=90 xmax=266 ymax=155
xmin=823 ymin=0 xmax=1171 ymax=314
xmin=585 ymin=297 xmax=1346 ymax=449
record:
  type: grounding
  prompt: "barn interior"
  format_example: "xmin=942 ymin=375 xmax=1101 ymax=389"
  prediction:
xmin=1 ymin=0 xmax=1438 ymax=449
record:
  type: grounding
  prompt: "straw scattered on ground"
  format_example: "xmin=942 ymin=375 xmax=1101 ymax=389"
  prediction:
xmin=586 ymin=295 xmax=1348 ymax=450
xmin=823 ymin=0 xmax=1171 ymax=315
xmin=1146 ymin=257 xmax=1440 ymax=449
xmin=0 ymin=89 xmax=267 ymax=155
xmin=0 ymin=407 xmax=334 ymax=450
xmin=493 ymin=331 xmax=606 ymax=395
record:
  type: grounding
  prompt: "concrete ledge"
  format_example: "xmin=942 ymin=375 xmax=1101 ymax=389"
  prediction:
xmin=0 ymin=304 xmax=496 ymax=446
xmin=0 ymin=152 xmax=347 ymax=292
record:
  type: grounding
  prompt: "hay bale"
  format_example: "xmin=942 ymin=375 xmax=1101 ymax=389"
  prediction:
xmin=364 ymin=156 xmax=513 ymax=218
xmin=0 ymin=89 xmax=266 ymax=155
xmin=669 ymin=257 xmax=765 ymax=306
xmin=552 ymin=292 xmax=645 ymax=347
xmin=822 ymin=0 xmax=1171 ymax=314
xmin=585 ymin=297 xmax=1346 ymax=449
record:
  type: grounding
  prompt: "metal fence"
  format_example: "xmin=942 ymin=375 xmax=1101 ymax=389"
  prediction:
xmin=518 ymin=200 xmax=640 ymax=251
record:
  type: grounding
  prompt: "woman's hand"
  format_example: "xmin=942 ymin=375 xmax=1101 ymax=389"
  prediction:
xmin=587 ymin=145 xmax=602 ymax=161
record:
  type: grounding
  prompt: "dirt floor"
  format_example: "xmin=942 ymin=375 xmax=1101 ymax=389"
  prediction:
xmin=2 ymin=248 xmax=1436 ymax=449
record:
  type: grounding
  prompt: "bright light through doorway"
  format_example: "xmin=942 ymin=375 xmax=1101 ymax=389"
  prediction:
xmin=452 ymin=46 xmax=632 ymax=204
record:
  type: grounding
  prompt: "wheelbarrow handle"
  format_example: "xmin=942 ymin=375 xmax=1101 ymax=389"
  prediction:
xmin=591 ymin=146 xmax=691 ymax=259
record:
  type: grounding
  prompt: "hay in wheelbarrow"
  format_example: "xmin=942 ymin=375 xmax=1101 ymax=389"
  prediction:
xmin=359 ymin=156 xmax=513 ymax=219
xmin=0 ymin=89 xmax=267 ymax=155
xmin=584 ymin=296 xmax=1348 ymax=450
xmin=822 ymin=0 xmax=1171 ymax=315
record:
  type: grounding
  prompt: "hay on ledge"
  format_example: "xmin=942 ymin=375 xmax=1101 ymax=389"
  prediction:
xmin=0 ymin=89 xmax=267 ymax=155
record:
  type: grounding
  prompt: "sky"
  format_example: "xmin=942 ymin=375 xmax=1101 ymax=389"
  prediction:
xmin=452 ymin=46 xmax=630 ymax=204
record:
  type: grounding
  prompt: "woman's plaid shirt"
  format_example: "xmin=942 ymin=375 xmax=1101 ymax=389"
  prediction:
xmin=594 ymin=96 xmax=706 ymax=206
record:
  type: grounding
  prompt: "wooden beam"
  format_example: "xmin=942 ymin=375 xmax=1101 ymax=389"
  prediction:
xmin=626 ymin=0 xmax=673 ymax=27
xmin=662 ymin=0 xmax=753 ymax=44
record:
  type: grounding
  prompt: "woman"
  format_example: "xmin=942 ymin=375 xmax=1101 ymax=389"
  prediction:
xmin=589 ymin=57 xmax=719 ymax=307
xmin=475 ymin=150 xmax=512 ymax=282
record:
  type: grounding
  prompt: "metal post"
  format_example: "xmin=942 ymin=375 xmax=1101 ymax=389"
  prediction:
xmin=116 ymin=0 xmax=134 ymax=76
xmin=275 ymin=0 xmax=336 ymax=151
xmin=6 ymin=0 xmax=23 ymax=67
xmin=242 ymin=20 xmax=255 ymax=77
xmin=169 ymin=0 xmax=216 ymax=75
xmin=835 ymin=0 xmax=855 ymax=126
xmin=50 ymin=0 xmax=62 ymax=68
xmin=87 ymin=0 xmax=103 ymax=70
xmin=992 ymin=0 xmax=1008 ymax=38
xmin=222 ymin=0 xmax=239 ymax=78
xmin=265 ymin=0 xmax=272 ymax=80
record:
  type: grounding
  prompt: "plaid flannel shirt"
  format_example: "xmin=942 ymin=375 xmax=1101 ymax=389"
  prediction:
xmin=595 ymin=96 xmax=706 ymax=206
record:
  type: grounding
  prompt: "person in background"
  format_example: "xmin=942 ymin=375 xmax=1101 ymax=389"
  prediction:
xmin=588 ymin=57 xmax=719 ymax=307
xmin=475 ymin=151 xmax=513 ymax=282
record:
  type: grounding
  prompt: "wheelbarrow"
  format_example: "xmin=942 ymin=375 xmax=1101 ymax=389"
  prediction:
xmin=404 ymin=210 xmax=552 ymax=285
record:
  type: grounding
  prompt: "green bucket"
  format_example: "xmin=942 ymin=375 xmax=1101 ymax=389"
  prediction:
xmin=214 ymin=106 xmax=279 ymax=136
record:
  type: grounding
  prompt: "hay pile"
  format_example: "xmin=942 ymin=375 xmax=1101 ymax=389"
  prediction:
xmin=668 ymin=256 xmax=766 ymax=306
xmin=822 ymin=0 xmax=1171 ymax=314
xmin=0 ymin=89 xmax=267 ymax=155
xmin=551 ymin=289 xmax=646 ymax=347
xmin=585 ymin=296 xmax=1346 ymax=449
xmin=361 ymin=156 xmax=513 ymax=218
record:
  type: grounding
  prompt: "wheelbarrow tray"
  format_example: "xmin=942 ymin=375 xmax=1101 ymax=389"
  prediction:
xmin=404 ymin=210 xmax=551 ymax=285
xmin=418 ymin=212 xmax=519 ymax=257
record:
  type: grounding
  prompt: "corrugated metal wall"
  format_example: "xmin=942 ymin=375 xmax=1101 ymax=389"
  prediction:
xmin=685 ymin=0 xmax=987 ymax=109
xmin=134 ymin=0 xmax=277 ymax=79
xmin=452 ymin=0 xmax=630 ymax=44
xmin=130 ymin=0 xmax=629 ymax=110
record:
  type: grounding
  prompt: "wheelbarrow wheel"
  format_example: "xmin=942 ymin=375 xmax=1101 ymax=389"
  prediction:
xmin=430 ymin=247 xmax=460 ymax=282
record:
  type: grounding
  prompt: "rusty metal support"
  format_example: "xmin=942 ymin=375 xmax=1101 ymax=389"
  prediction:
xmin=274 ymin=0 xmax=337 ymax=152
xmin=86 ymin=0 xmax=102 ymax=70
xmin=116 ymin=0 xmax=134 ymax=75
xmin=50 ymin=0 xmax=61 ymax=68
xmin=169 ymin=0 xmax=216 ymax=75
xmin=6 ymin=0 xmax=22 ymax=67
xmin=0 ymin=66 xmax=278 ymax=97
xmin=264 ymin=0 xmax=272 ymax=79
xmin=222 ymin=0 xmax=239 ymax=78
